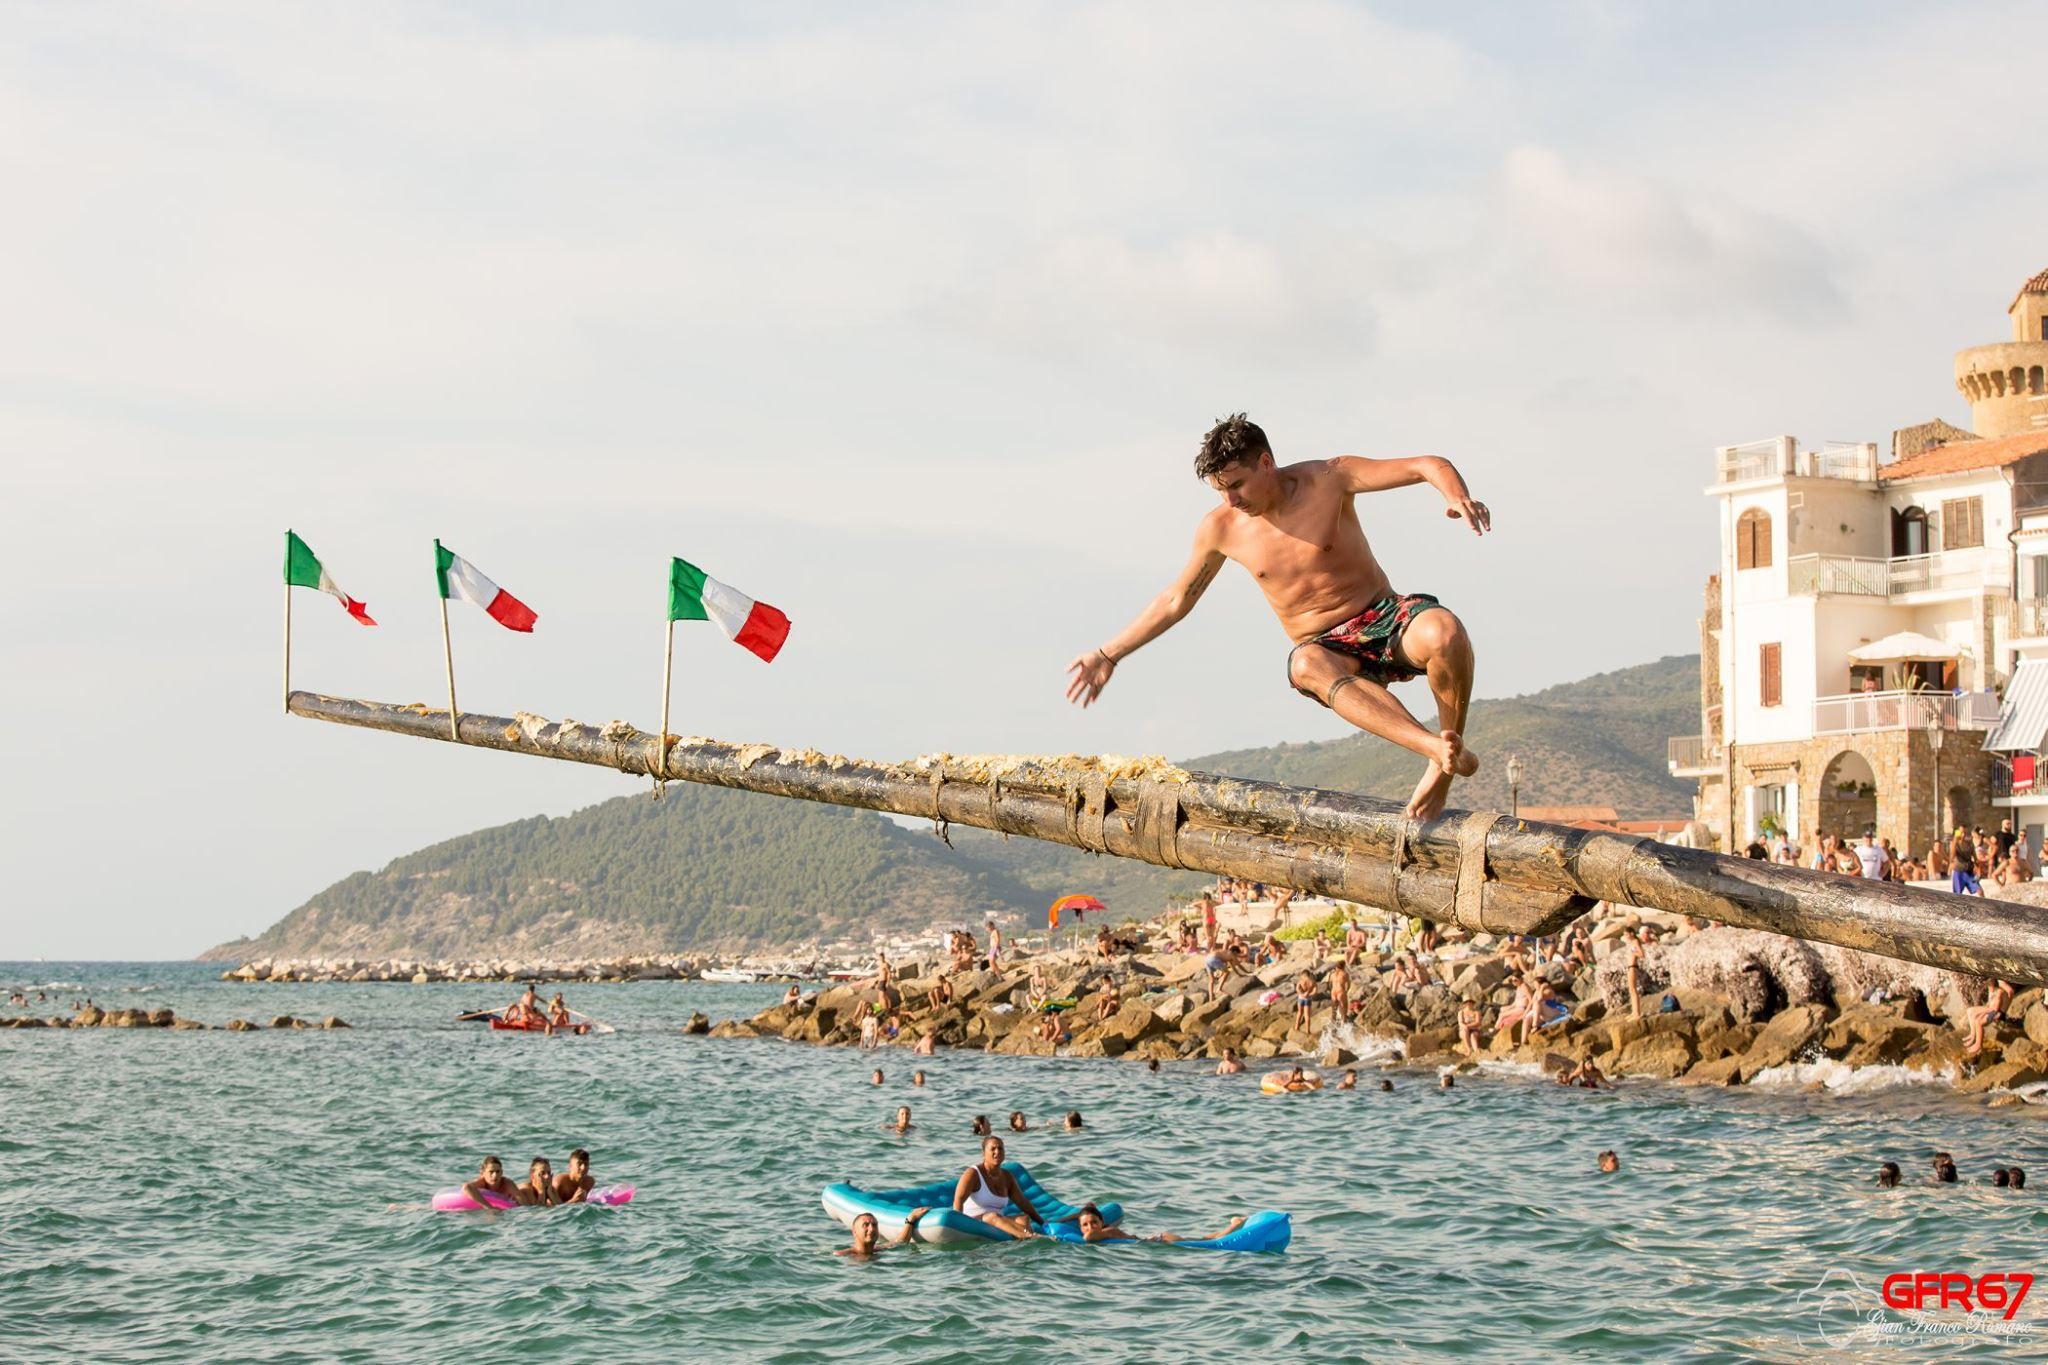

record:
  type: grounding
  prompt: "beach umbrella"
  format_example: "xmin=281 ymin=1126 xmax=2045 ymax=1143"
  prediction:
xmin=1048 ymin=893 xmax=1107 ymax=931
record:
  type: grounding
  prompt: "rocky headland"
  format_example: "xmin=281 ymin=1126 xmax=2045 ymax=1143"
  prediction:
xmin=2 ymin=1005 xmax=349 ymax=1032
xmin=711 ymin=909 xmax=2048 ymax=1106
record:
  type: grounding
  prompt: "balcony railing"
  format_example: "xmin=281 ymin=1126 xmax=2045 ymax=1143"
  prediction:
xmin=2015 ymin=598 xmax=2048 ymax=640
xmin=1786 ymin=551 xmax=2008 ymax=597
xmin=1716 ymin=438 xmax=1878 ymax=484
xmin=1813 ymin=689 xmax=2001 ymax=736
xmin=1667 ymin=734 xmax=1723 ymax=773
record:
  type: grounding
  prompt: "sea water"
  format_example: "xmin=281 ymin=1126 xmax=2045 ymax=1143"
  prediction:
xmin=4 ymin=962 xmax=2046 ymax=1362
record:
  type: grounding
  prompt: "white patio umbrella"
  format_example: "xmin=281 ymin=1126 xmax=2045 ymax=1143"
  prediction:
xmin=1847 ymin=631 xmax=1961 ymax=664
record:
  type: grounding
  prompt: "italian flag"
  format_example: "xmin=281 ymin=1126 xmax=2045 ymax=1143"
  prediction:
xmin=669 ymin=557 xmax=789 ymax=662
xmin=284 ymin=530 xmax=375 ymax=625
xmin=436 ymin=540 xmax=538 ymax=632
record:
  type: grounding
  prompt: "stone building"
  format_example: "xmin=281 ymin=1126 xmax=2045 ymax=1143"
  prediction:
xmin=1672 ymin=269 xmax=2048 ymax=856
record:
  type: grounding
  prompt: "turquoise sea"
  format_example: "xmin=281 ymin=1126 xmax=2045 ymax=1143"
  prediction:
xmin=4 ymin=962 xmax=2046 ymax=1362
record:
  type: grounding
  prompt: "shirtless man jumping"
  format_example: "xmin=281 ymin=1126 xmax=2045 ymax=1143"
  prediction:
xmin=1066 ymin=413 xmax=1488 ymax=818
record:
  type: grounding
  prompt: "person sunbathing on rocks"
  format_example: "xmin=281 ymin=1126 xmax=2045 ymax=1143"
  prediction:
xmin=1073 ymin=1202 xmax=1248 ymax=1245
xmin=1388 ymin=953 xmax=1427 ymax=993
xmin=953 ymin=1136 xmax=1042 ymax=1239
xmin=1457 ymin=999 xmax=1485 ymax=1057
xmin=837 ymin=1207 xmax=929 ymax=1257
xmin=1064 ymin=412 xmax=1489 ymax=819
xmin=552 ymin=1148 xmax=596 ymax=1202
xmin=461 ymin=1155 xmax=521 ymax=1208
xmin=1094 ymin=978 xmax=1121 ymax=1021
xmin=1965 ymin=980 xmax=2016 ymax=1057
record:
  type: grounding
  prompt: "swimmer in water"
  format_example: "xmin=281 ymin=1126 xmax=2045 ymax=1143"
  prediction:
xmin=1216 ymin=1048 xmax=1245 ymax=1076
xmin=1556 ymin=1058 xmax=1607 ymax=1090
xmin=953 ymin=1136 xmax=1041 ymax=1239
xmin=1063 ymin=1111 xmax=1083 ymax=1131
xmin=871 ymin=1068 xmax=885 ymax=1086
xmin=461 ymin=1155 xmax=520 ymax=1208
xmin=553 ymin=1149 xmax=595 ymax=1203
xmin=517 ymin=1156 xmax=560 ymax=1206
xmin=913 ymin=1070 xmax=927 ymax=1087
xmin=1336 ymin=1068 xmax=1358 ymax=1091
xmin=1074 ymin=1203 xmax=1249 ymax=1245
xmin=1596 ymin=1150 xmax=1619 ymax=1174
xmin=1008 ymin=1111 xmax=1029 ymax=1132
xmin=837 ymin=1206 xmax=929 ymax=1257
xmin=1876 ymin=1161 xmax=1900 ymax=1188
xmin=971 ymin=1115 xmax=992 ymax=1137
xmin=1440 ymin=1073 xmax=1455 ymax=1090
xmin=1273 ymin=1065 xmax=1315 ymax=1093
xmin=889 ymin=1105 xmax=914 ymax=1134
xmin=1378 ymin=1078 xmax=1393 ymax=1092
xmin=2012 ymin=1167 xmax=2028 ymax=1190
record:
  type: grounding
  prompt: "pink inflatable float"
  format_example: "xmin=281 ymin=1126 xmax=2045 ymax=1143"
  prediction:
xmin=432 ymin=1183 xmax=635 ymax=1211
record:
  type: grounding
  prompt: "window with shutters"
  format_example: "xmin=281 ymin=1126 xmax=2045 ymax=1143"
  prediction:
xmin=1735 ymin=508 xmax=1772 ymax=570
xmin=1941 ymin=496 xmax=1983 ymax=550
xmin=1759 ymin=643 xmax=1782 ymax=707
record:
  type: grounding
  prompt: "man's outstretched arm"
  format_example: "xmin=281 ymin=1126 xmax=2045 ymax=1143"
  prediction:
xmin=1065 ymin=528 xmax=1225 ymax=707
xmin=1330 ymin=455 xmax=1490 ymax=535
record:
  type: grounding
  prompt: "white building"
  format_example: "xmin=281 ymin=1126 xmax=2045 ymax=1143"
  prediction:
xmin=1672 ymin=427 xmax=2048 ymax=855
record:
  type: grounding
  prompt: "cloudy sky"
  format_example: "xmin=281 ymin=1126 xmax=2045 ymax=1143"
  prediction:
xmin=3 ymin=1 xmax=2040 ymax=958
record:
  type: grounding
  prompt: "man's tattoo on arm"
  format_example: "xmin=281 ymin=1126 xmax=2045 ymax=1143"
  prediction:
xmin=1185 ymin=560 xmax=1221 ymax=597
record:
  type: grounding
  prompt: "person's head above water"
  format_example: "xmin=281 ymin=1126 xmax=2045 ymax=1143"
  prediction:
xmin=529 ymin=1156 xmax=553 ymax=1184
xmin=1008 ymin=1111 xmax=1028 ymax=1131
xmin=913 ymin=1071 xmax=926 ymax=1086
xmin=1440 ymin=1073 xmax=1455 ymax=1090
xmin=2012 ymin=1167 xmax=2028 ymax=1189
xmin=1597 ymin=1150 xmax=1619 ymax=1173
xmin=971 ymin=1115 xmax=991 ymax=1136
xmin=1379 ymin=1079 xmax=1394 ymax=1092
xmin=1146 ymin=1058 xmax=1160 ymax=1073
xmin=479 ymin=1155 xmax=503 ymax=1180
xmin=568 ymin=1149 xmax=589 ymax=1177
xmin=870 ymin=1069 xmax=884 ymax=1085
xmin=1993 ymin=1168 xmax=2011 ymax=1187
xmin=1064 ymin=1111 xmax=1083 ymax=1130
xmin=1076 ymin=1204 xmax=1109 ymax=1238
xmin=894 ymin=1105 xmax=912 ymax=1126
xmin=850 ymin=1211 xmax=880 ymax=1254
xmin=1877 ymin=1161 xmax=1901 ymax=1188
xmin=1194 ymin=413 xmax=1282 ymax=515
xmin=1936 ymin=1161 xmax=1959 ymax=1184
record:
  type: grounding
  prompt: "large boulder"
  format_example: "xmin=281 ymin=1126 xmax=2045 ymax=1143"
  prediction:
xmin=148 ymin=1008 xmax=176 ymax=1028
xmin=1611 ymin=1032 xmax=1697 ymax=1079
xmin=1632 ymin=927 xmax=1830 ymax=1024
xmin=1681 ymin=1055 xmax=1745 ymax=1086
xmin=1737 ymin=1004 xmax=1831 ymax=1081
xmin=1957 ymin=1060 xmax=2048 ymax=1095
xmin=1103 ymin=1003 xmax=1169 ymax=1049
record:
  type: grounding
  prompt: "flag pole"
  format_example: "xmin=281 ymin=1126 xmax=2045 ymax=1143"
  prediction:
xmin=436 ymin=538 xmax=460 ymax=742
xmin=439 ymin=594 xmax=460 ymax=742
xmin=282 ymin=559 xmax=293 ymax=716
xmin=656 ymin=617 xmax=675 ymax=794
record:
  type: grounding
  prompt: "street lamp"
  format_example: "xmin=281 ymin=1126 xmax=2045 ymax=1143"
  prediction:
xmin=1926 ymin=705 xmax=1947 ymax=847
xmin=1506 ymin=753 xmax=1523 ymax=819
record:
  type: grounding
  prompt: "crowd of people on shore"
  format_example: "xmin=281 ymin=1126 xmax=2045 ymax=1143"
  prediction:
xmin=1744 ymin=818 xmax=2034 ymax=895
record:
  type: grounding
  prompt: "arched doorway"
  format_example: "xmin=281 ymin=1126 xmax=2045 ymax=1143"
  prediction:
xmin=1946 ymin=786 xmax=1974 ymax=837
xmin=1818 ymin=750 xmax=1878 ymax=842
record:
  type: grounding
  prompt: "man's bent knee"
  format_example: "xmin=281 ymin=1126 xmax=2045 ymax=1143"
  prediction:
xmin=1402 ymin=608 xmax=1469 ymax=665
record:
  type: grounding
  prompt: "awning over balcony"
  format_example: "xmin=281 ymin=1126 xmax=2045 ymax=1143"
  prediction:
xmin=1984 ymin=659 xmax=2048 ymax=753
xmin=1847 ymin=631 xmax=1960 ymax=664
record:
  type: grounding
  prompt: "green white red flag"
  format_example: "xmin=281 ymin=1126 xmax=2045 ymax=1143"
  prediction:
xmin=284 ymin=530 xmax=374 ymax=625
xmin=436 ymin=540 xmax=537 ymax=632
xmin=668 ymin=557 xmax=789 ymax=662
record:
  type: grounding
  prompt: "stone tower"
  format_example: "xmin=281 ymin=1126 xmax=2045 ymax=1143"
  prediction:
xmin=1955 ymin=267 xmax=2048 ymax=437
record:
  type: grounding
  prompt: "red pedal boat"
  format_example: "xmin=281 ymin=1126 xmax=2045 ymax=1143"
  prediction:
xmin=487 ymin=1014 xmax=590 ymax=1035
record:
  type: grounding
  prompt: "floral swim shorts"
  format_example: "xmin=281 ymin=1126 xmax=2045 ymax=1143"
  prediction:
xmin=1288 ymin=591 xmax=1443 ymax=703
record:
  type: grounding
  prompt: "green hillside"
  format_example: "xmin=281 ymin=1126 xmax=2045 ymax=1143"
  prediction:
xmin=208 ymin=654 xmax=1701 ymax=958
xmin=1192 ymin=652 xmax=1700 ymax=818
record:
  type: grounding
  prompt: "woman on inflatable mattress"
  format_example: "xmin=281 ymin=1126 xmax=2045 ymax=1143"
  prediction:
xmin=953 ymin=1136 xmax=1042 ymax=1238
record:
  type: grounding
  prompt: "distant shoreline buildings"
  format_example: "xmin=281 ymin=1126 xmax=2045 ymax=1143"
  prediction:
xmin=1673 ymin=268 xmax=2048 ymax=856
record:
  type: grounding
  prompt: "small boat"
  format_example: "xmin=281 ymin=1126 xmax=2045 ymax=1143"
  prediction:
xmin=700 ymin=968 xmax=760 ymax=984
xmin=487 ymin=1014 xmax=591 ymax=1036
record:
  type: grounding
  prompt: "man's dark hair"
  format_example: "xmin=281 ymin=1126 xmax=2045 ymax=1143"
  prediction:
xmin=1078 ymin=1203 xmax=1101 ymax=1220
xmin=1994 ymin=1168 xmax=2011 ymax=1187
xmin=1195 ymin=413 xmax=1271 ymax=479
xmin=1936 ymin=1160 xmax=1958 ymax=1183
xmin=570 ymin=1148 xmax=589 ymax=1165
xmin=1877 ymin=1161 xmax=1900 ymax=1187
xmin=2011 ymin=1167 xmax=2027 ymax=1188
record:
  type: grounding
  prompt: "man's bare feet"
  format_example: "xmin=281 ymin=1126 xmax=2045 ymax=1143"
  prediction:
xmin=1406 ymin=763 xmax=1452 ymax=820
xmin=1434 ymin=729 xmax=1479 ymax=779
